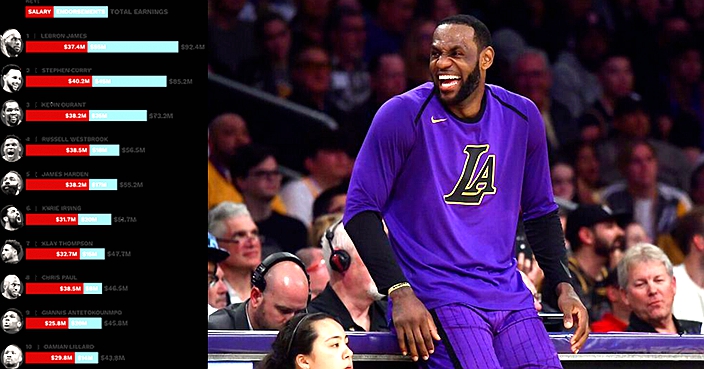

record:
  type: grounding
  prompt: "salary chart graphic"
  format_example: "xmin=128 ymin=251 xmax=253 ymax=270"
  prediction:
xmin=3 ymin=0 xmax=203 ymax=367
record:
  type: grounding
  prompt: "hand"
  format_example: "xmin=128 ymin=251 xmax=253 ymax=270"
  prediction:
xmin=389 ymin=286 xmax=441 ymax=362
xmin=556 ymin=282 xmax=589 ymax=353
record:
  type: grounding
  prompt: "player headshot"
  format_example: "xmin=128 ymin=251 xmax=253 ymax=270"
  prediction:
xmin=0 ymin=30 xmax=22 ymax=58
xmin=0 ymin=101 xmax=22 ymax=127
xmin=1 ymin=136 xmax=22 ymax=163
xmin=1 ymin=344 xmax=21 ymax=369
xmin=1 ymin=65 xmax=22 ymax=94
xmin=1 ymin=240 xmax=21 ymax=264
xmin=1 ymin=275 xmax=21 ymax=300
xmin=0 ymin=206 xmax=22 ymax=231
xmin=1 ymin=309 xmax=22 ymax=334
xmin=1 ymin=171 xmax=22 ymax=196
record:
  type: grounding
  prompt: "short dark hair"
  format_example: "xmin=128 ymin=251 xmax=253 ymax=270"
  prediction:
xmin=230 ymin=143 xmax=278 ymax=179
xmin=3 ymin=240 xmax=19 ymax=252
xmin=312 ymin=180 xmax=349 ymax=219
xmin=1 ymin=64 xmax=19 ymax=76
xmin=673 ymin=207 xmax=704 ymax=256
xmin=437 ymin=14 xmax=492 ymax=50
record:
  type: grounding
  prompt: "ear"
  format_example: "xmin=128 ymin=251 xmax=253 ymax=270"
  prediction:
xmin=249 ymin=287 xmax=262 ymax=307
xmin=480 ymin=46 xmax=494 ymax=71
xmin=693 ymin=234 xmax=704 ymax=252
xmin=578 ymin=227 xmax=594 ymax=245
xmin=15 ymin=321 xmax=20 ymax=328
xmin=620 ymin=288 xmax=630 ymax=307
xmin=295 ymin=354 xmax=311 ymax=369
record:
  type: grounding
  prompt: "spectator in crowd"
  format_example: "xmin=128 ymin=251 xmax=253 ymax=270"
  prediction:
xmin=258 ymin=312 xmax=353 ymax=369
xmin=208 ymin=252 xmax=311 ymax=330
xmin=208 ymin=233 xmax=231 ymax=316
xmin=690 ymin=160 xmax=704 ymax=206
xmin=231 ymin=143 xmax=309 ymax=255
xmin=280 ymin=130 xmax=352 ymax=227
xmin=363 ymin=0 xmax=418 ymax=64
xmin=671 ymin=207 xmax=704 ymax=324
xmin=208 ymin=201 xmax=263 ymax=305
xmin=590 ymin=272 xmax=630 ymax=332
xmin=401 ymin=17 xmax=435 ymax=88
xmin=208 ymin=0 xmax=257 ymax=79
xmin=235 ymin=11 xmax=294 ymax=99
xmin=618 ymin=242 xmax=702 ymax=334
xmin=295 ymin=246 xmax=329 ymax=300
xmin=510 ymin=47 xmax=579 ymax=160
xmin=623 ymin=221 xmax=652 ymax=251
xmin=308 ymin=220 xmax=388 ymax=331
xmin=595 ymin=95 xmax=692 ymax=192
xmin=600 ymin=139 xmax=692 ymax=265
xmin=0 ymin=171 xmax=22 ymax=196
xmin=569 ymin=141 xmax=604 ymax=205
xmin=1 ymin=240 xmax=21 ymax=264
xmin=208 ymin=113 xmax=286 ymax=211
xmin=546 ymin=204 xmax=624 ymax=322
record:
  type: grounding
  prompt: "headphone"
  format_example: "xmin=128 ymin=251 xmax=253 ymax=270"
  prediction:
xmin=251 ymin=252 xmax=311 ymax=304
xmin=324 ymin=220 xmax=351 ymax=273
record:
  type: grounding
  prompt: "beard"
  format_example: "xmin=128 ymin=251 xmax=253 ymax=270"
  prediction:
xmin=440 ymin=61 xmax=481 ymax=106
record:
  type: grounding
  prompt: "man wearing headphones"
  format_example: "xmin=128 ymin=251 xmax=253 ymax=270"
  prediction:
xmin=208 ymin=252 xmax=311 ymax=330
xmin=307 ymin=220 xmax=389 ymax=332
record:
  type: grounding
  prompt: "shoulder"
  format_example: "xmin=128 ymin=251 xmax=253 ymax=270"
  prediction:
xmin=376 ymin=82 xmax=435 ymax=117
xmin=207 ymin=302 xmax=245 ymax=330
xmin=486 ymin=85 xmax=536 ymax=122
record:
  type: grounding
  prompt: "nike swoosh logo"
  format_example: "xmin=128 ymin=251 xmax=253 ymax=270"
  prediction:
xmin=431 ymin=116 xmax=447 ymax=124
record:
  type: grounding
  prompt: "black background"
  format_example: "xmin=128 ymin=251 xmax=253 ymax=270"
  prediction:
xmin=5 ymin=1 xmax=203 ymax=367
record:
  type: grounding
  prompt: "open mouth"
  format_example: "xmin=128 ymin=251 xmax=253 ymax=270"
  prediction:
xmin=438 ymin=74 xmax=461 ymax=92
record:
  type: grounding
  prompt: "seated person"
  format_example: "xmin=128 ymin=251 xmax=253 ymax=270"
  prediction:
xmin=617 ymin=243 xmax=702 ymax=334
xmin=208 ymin=252 xmax=310 ymax=330
xmin=307 ymin=220 xmax=388 ymax=332
xmin=258 ymin=312 xmax=353 ymax=369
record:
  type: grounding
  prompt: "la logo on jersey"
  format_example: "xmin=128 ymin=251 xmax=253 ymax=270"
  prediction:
xmin=444 ymin=144 xmax=496 ymax=205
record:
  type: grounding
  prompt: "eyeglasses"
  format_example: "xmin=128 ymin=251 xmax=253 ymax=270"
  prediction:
xmin=216 ymin=231 xmax=265 ymax=246
xmin=249 ymin=170 xmax=282 ymax=180
xmin=208 ymin=273 xmax=220 ymax=288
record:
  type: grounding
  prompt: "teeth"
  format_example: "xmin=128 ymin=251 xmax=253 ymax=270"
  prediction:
xmin=438 ymin=75 xmax=460 ymax=80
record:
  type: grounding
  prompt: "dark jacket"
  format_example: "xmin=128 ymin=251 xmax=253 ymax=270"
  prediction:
xmin=208 ymin=300 xmax=250 ymax=330
xmin=625 ymin=313 xmax=702 ymax=335
xmin=308 ymin=283 xmax=389 ymax=332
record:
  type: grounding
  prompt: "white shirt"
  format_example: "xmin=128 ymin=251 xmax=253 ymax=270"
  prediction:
xmin=208 ymin=304 xmax=218 ymax=319
xmin=672 ymin=264 xmax=704 ymax=326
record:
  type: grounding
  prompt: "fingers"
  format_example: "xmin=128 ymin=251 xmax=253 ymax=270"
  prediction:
xmin=412 ymin=326 xmax=430 ymax=361
xmin=570 ymin=308 xmax=590 ymax=354
xmin=395 ymin=326 xmax=409 ymax=357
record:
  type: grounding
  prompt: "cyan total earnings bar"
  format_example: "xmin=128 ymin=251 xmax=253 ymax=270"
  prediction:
xmin=25 ymin=213 xmax=112 ymax=226
xmin=25 ymin=282 xmax=102 ymax=295
xmin=25 ymin=145 xmax=119 ymax=156
xmin=26 ymin=317 xmax=102 ymax=329
xmin=25 ymin=110 xmax=147 ymax=121
xmin=26 ymin=41 xmax=178 ymax=53
xmin=26 ymin=179 xmax=117 ymax=191
xmin=25 ymin=352 xmax=99 ymax=364
xmin=26 ymin=248 xmax=105 ymax=260
xmin=25 ymin=75 xmax=167 ymax=87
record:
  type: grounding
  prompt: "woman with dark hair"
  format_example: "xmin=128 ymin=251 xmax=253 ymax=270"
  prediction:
xmin=258 ymin=312 xmax=353 ymax=369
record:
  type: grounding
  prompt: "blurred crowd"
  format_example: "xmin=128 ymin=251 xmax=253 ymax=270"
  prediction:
xmin=208 ymin=0 xmax=704 ymax=339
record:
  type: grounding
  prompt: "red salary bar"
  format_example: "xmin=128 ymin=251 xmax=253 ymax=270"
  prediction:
xmin=25 ymin=6 xmax=54 ymax=18
xmin=25 ymin=144 xmax=90 ymax=156
xmin=26 ymin=179 xmax=89 ymax=190
xmin=25 ymin=41 xmax=88 ymax=53
xmin=25 ymin=110 xmax=90 ymax=121
xmin=26 ymin=317 xmax=69 ymax=329
xmin=26 ymin=282 xmax=83 ymax=295
xmin=25 ymin=75 xmax=92 ymax=87
xmin=26 ymin=248 xmax=81 ymax=260
xmin=25 ymin=352 xmax=74 ymax=364
xmin=26 ymin=213 xmax=79 ymax=226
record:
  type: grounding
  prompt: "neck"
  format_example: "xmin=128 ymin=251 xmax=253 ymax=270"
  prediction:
xmin=331 ymin=278 xmax=374 ymax=331
xmin=574 ymin=248 xmax=608 ymax=281
xmin=449 ymin=86 xmax=485 ymax=119
xmin=222 ymin=266 xmax=252 ymax=301
xmin=628 ymin=183 xmax=657 ymax=199
xmin=243 ymin=195 xmax=273 ymax=222
xmin=310 ymin=174 xmax=339 ymax=193
xmin=651 ymin=316 xmax=678 ymax=334
xmin=612 ymin=301 xmax=631 ymax=323
xmin=684 ymin=255 xmax=704 ymax=288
